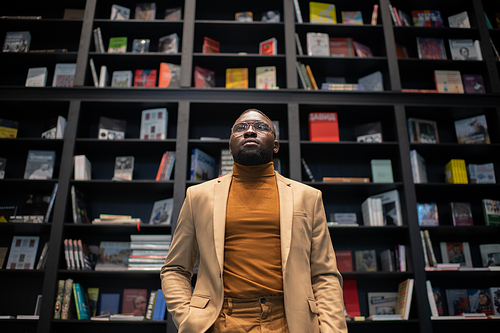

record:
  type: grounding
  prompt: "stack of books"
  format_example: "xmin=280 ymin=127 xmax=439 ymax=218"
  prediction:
xmin=128 ymin=234 xmax=171 ymax=271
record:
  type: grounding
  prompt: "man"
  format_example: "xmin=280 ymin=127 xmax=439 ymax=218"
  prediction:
xmin=160 ymin=109 xmax=347 ymax=333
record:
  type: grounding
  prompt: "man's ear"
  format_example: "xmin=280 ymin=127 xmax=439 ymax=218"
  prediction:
xmin=273 ymin=140 xmax=280 ymax=154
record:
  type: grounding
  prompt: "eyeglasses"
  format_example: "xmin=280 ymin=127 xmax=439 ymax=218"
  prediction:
xmin=232 ymin=121 xmax=272 ymax=134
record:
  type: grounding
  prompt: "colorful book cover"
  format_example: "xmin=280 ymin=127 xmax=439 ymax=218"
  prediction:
xmin=95 ymin=241 xmax=130 ymax=271
xmin=335 ymin=250 xmax=352 ymax=272
xmin=352 ymin=41 xmax=372 ymax=57
xmin=140 ymin=108 xmax=168 ymax=140
xmin=308 ymin=112 xmax=339 ymax=142
xmin=482 ymin=199 xmax=500 ymax=226
xmin=462 ymin=74 xmax=485 ymax=94
xmin=190 ymin=148 xmax=215 ymax=181
xmin=417 ymin=38 xmax=446 ymax=60
xmin=225 ymin=68 xmax=248 ymax=89
xmin=417 ymin=203 xmax=439 ymax=226
xmin=440 ymin=242 xmax=472 ymax=267
xmin=468 ymin=163 xmax=495 ymax=184
xmin=159 ymin=63 xmax=181 ymax=88
xmin=256 ymin=66 xmax=277 ymax=89
xmin=259 ymin=37 xmax=277 ymax=55
xmin=108 ymin=37 xmax=127 ymax=53
xmin=450 ymin=202 xmax=473 ymax=226
xmin=468 ymin=289 xmax=493 ymax=316
xmin=454 ymin=115 xmax=490 ymax=144
xmin=135 ymin=3 xmax=156 ymax=21
xmin=111 ymin=70 xmax=133 ymax=87
xmin=310 ymin=2 xmax=336 ymax=24
xmin=158 ymin=33 xmax=179 ymax=54
xmin=412 ymin=10 xmax=443 ymax=27
xmin=434 ymin=70 xmax=464 ymax=93
xmin=407 ymin=118 xmax=439 ymax=143
xmin=133 ymin=69 xmax=157 ymax=87
xmin=306 ymin=32 xmax=330 ymax=56
xmin=194 ymin=66 xmax=215 ymax=88
xmin=446 ymin=289 xmax=470 ymax=315
xmin=52 ymin=63 xmax=76 ymax=87
xmin=343 ymin=280 xmax=361 ymax=317
xmin=448 ymin=11 xmax=470 ymax=28
xmin=355 ymin=250 xmax=377 ymax=271
xmin=202 ymin=37 xmax=220 ymax=53
xmin=122 ymin=288 xmax=148 ymax=316
xmin=367 ymin=292 xmax=398 ymax=316
xmin=149 ymin=198 xmax=174 ymax=225
xmin=329 ymin=37 xmax=353 ymax=57
xmin=342 ymin=11 xmax=363 ymax=25
xmin=100 ymin=293 xmax=120 ymax=315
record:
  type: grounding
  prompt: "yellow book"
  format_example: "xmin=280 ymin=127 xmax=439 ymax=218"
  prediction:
xmin=310 ymin=2 xmax=337 ymax=24
xmin=305 ymin=65 xmax=319 ymax=90
xmin=225 ymin=68 xmax=248 ymax=89
xmin=446 ymin=159 xmax=467 ymax=184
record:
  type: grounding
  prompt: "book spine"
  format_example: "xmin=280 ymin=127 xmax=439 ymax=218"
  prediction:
xmin=145 ymin=290 xmax=157 ymax=320
xmin=426 ymin=280 xmax=439 ymax=317
xmin=388 ymin=3 xmax=398 ymax=25
xmin=292 ymin=0 xmax=303 ymax=23
xmin=61 ymin=279 xmax=73 ymax=319
xmin=301 ymin=158 xmax=315 ymax=181
xmin=156 ymin=152 xmax=167 ymax=181
xmin=305 ymin=65 xmax=319 ymax=90
xmin=165 ymin=152 xmax=176 ymax=180
xmin=63 ymin=239 xmax=71 ymax=269
xmin=420 ymin=231 xmax=429 ymax=267
xmin=53 ymin=280 xmax=65 ymax=319
xmin=393 ymin=7 xmax=401 ymax=26
xmin=423 ymin=230 xmax=438 ymax=266
xmin=300 ymin=63 xmax=312 ymax=89
xmin=72 ymin=239 xmax=81 ymax=270
xmin=77 ymin=284 xmax=90 ymax=320
xmin=44 ymin=183 xmax=58 ymax=222
xmin=72 ymin=283 xmax=83 ymax=320
xmin=294 ymin=33 xmax=303 ymax=56
xmin=36 ymin=242 xmax=49 ymax=269
xmin=190 ymin=149 xmax=196 ymax=181
xmin=371 ymin=4 xmax=379 ymax=25
xmin=398 ymin=244 xmax=406 ymax=271
xmin=295 ymin=62 xmax=308 ymax=90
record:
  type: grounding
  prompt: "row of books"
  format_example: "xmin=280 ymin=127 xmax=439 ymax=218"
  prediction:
xmin=343 ymin=278 xmax=413 ymax=321
xmin=388 ymin=7 xmax=471 ymax=29
xmin=417 ymin=200 xmax=499 ymax=227
xmin=109 ymin=4 xmax=180 ymax=21
xmin=95 ymin=31 xmax=179 ymax=54
xmin=336 ymin=246 xmax=406 ymax=273
xmin=421 ymin=230 xmax=500 ymax=269
xmin=301 ymin=33 xmax=374 ymax=58
xmin=194 ymin=65 xmax=278 ymax=90
xmin=293 ymin=2 xmax=379 ymax=25
xmin=426 ymin=281 xmax=500 ymax=318
xmin=0 ymin=236 xmax=48 ymax=270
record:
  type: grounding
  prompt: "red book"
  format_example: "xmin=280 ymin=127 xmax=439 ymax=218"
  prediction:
xmin=335 ymin=250 xmax=353 ymax=272
xmin=259 ymin=37 xmax=277 ymax=55
xmin=343 ymin=280 xmax=361 ymax=317
xmin=134 ymin=69 xmax=157 ymax=87
xmin=202 ymin=37 xmax=220 ymax=53
xmin=308 ymin=112 xmax=339 ymax=142
xmin=329 ymin=37 xmax=354 ymax=57
xmin=122 ymin=289 xmax=148 ymax=316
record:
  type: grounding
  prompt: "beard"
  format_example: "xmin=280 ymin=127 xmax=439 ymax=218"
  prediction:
xmin=232 ymin=145 xmax=274 ymax=166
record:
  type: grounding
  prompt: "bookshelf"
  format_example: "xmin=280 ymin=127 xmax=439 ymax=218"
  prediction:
xmin=0 ymin=1 xmax=499 ymax=333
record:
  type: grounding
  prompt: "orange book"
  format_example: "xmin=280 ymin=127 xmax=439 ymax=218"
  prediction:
xmin=225 ymin=68 xmax=248 ymax=89
xmin=305 ymin=65 xmax=318 ymax=90
xmin=158 ymin=62 xmax=180 ymax=88
xmin=329 ymin=37 xmax=354 ymax=57
xmin=155 ymin=153 xmax=167 ymax=181
xmin=308 ymin=112 xmax=339 ymax=142
xmin=323 ymin=177 xmax=370 ymax=183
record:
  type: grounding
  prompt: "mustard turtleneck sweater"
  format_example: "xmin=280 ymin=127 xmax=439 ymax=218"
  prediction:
xmin=223 ymin=162 xmax=283 ymax=298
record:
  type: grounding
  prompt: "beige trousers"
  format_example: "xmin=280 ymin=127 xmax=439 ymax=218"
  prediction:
xmin=208 ymin=296 xmax=290 ymax=333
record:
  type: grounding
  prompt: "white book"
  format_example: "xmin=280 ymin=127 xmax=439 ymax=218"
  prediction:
xmin=306 ymin=32 xmax=330 ymax=56
xmin=52 ymin=63 xmax=76 ymax=87
xmin=370 ymin=190 xmax=403 ymax=226
xmin=89 ymin=59 xmax=98 ymax=87
xmin=440 ymin=242 xmax=472 ymax=267
xmin=111 ymin=4 xmax=130 ymax=20
xmin=6 ymin=236 xmax=40 ymax=269
xmin=380 ymin=249 xmax=394 ymax=272
xmin=99 ymin=66 xmax=108 ymax=87
xmin=149 ymin=198 xmax=174 ymax=225
xmin=448 ymin=39 xmax=482 ymax=60
xmin=74 ymin=155 xmax=91 ymax=180
xmin=25 ymin=67 xmax=48 ymax=87
xmin=398 ymin=244 xmax=406 ymax=271
xmin=111 ymin=70 xmax=133 ymax=87
xmin=41 ymin=115 xmax=66 ymax=139
xmin=426 ymin=281 xmax=439 ymax=317
xmin=140 ymin=108 xmax=168 ymax=140
xmin=410 ymin=150 xmax=427 ymax=183
xmin=361 ymin=198 xmax=372 ymax=226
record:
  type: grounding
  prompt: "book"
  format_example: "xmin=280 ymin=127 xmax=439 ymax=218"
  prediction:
xmin=395 ymin=279 xmax=414 ymax=320
xmin=159 ymin=33 xmax=179 ymax=54
xmin=144 ymin=290 xmax=157 ymax=320
xmin=93 ymin=27 xmax=105 ymax=52
xmin=0 ymin=118 xmax=18 ymax=138
xmin=370 ymin=189 xmax=403 ymax=226
xmin=412 ymin=10 xmax=443 ymax=27
xmin=99 ymin=66 xmax=109 ymax=87
xmin=100 ymin=293 xmax=120 ymax=315
xmin=149 ymin=198 xmax=174 ymax=225
xmin=122 ymin=288 xmax=148 ymax=316
xmin=445 ymin=159 xmax=467 ymax=184
xmin=306 ymin=32 xmax=330 ymax=56
xmin=53 ymin=280 xmax=65 ymax=319
xmin=308 ymin=112 xmax=339 ymax=142
xmin=108 ymin=37 xmax=127 ymax=53
xmin=113 ymin=156 xmax=134 ymax=181
xmin=479 ymin=244 xmax=500 ymax=267
xmin=342 ymin=11 xmax=363 ymax=25
xmin=219 ymin=148 xmax=233 ymax=177
xmin=434 ymin=70 xmax=464 ymax=93
xmin=235 ymin=11 xmax=253 ymax=22
xmin=294 ymin=33 xmax=303 ymax=55
xmin=361 ymin=197 xmax=383 ymax=226
xmin=329 ymin=37 xmax=354 ymax=57
xmin=41 ymin=115 xmax=66 ymax=139
xmin=156 ymin=151 xmax=176 ymax=181
xmin=260 ymin=10 xmax=280 ymax=22
xmin=226 ymin=68 xmax=248 ymax=89
xmin=71 ymin=185 xmax=91 ymax=223
xmin=25 ymin=67 xmax=48 ymax=87
xmin=87 ymin=287 xmax=99 ymax=317
xmin=417 ymin=203 xmax=439 ymax=226
xmin=292 ymin=0 xmax=303 ymax=23
xmin=352 ymin=41 xmax=373 ymax=58
xmin=152 ymin=288 xmax=166 ymax=320
xmin=297 ymin=62 xmax=311 ymax=89
xmin=89 ymin=59 xmax=98 ymax=87
xmin=301 ymin=158 xmax=315 ymax=182
xmin=24 ymin=150 xmax=55 ymax=179
xmin=256 ymin=66 xmax=277 ymax=90
xmin=335 ymin=250 xmax=352 ymax=272
xmin=468 ymin=163 xmax=495 ymax=184
xmin=355 ymin=250 xmax=377 ymax=271
xmin=74 ymin=155 xmax=91 ymax=180
xmin=164 ymin=7 xmax=182 ymax=21
xmin=305 ymin=65 xmax=318 ymax=90
xmin=2 ymin=31 xmax=30 ymax=52
xmin=98 ymin=116 xmax=126 ymax=140
xmin=462 ymin=74 xmax=485 ymax=94
xmin=446 ymin=289 xmax=470 ymax=315
xmin=371 ymin=159 xmax=393 ymax=183
xmin=356 ymin=121 xmax=382 ymax=143
xmin=61 ymin=278 xmax=74 ymax=319
xmin=132 ymin=39 xmax=150 ymax=53
xmin=449 ymin=39 xmax=482 ymax=60
xmin=448 ymin=11 xmax=470 ymax=28
xmin=450 ymin=202 xmax=473 ymax=226
xmin=95 ymin=241 xmax=130 ymax=271
xmin=358 ymin=71 xmax=383 ymax=91
xmin=202 ymin=37 xmax=220 ymax=53
xmin=0 ymin=205 xmax=17 ymax=222
xmin=140 ymin=108 xmax=168 ymax=140
xmin=380 ymin=249 xmax=395 ymax=272
xmin=323 ymin=177 xmax=369 ymax=183
xmin=135 ymin=3 xmax=156 ymax=21
xmin=407 ymin=118 xmax=439 ymax=143
xmin=309 ymin=2 xmax=336 ymax=24
xmin=259 ymin=37 xmax=277 ymax=55
xmin=343 ymin=280 xmax=361 ymax=318
xmin=410 ymin=150 xmax=427 ymax=183
xmin=492 ymin=288 xmax=500 ymax=315
xmin=395 ymin=44 xmax=409 ymax=59
xmin=158 ymin=62 xmax=181 ymax=88
xmin=0 ymin=157 xmax=5 ymax=179
xmin=111 ymin=4 xmax=130 ymax=20
xmin=440 ymin=242 xmax=472 ymax=267
xmin=454 ymin=115 xmax=490 ymax=144
xmin=134 ymin=69 xmax=157 ymax=87
xmin=417 ymin=38 xmax=446 ymax=60
xmin=6 ymin=236 xmax=39 ymax=269
xmin=367 ymin=292 xmax=398 ymax=316
xmin=190 ymin=148 xmax=215 ymax=181
xmin=482 ymin=199 xmax=500 ymax=226
xmin=468 ymin=289 xmax=494 ymax=315
xmin=52 ymin=63 xmax=76 ymax=87
xmin=426 ymin=281 xmax=440 ymax=317
xmin=73 ymin=283 xmax=90 ymax=320
xmin=194 ymin=66 xmax=215 ymax=88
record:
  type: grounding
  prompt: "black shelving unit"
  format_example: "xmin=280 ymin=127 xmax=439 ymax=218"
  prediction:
xmin=1 ymin=1 xmax=500 ymax=333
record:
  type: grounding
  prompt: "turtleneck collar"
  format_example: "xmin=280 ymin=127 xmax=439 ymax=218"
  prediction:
xmin=232 ymin=162 xmax=275 ymax=179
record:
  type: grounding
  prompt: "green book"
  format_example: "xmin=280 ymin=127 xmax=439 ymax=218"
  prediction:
xmin=484 ymin=12 xmax=493 ymax=29
xmin=371 ymin=159 xmax=394 ymax=183
xmin=483 ymin=199 xmax=500 ymax=226
xmin=108 ymin=37 xmax=127 ymax=53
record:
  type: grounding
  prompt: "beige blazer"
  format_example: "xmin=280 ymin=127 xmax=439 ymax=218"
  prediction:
xmin=160 ymin=172 xmax=348 ymax=333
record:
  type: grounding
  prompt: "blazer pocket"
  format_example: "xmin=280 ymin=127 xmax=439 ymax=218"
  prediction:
xmin=307 ymin=298 xmax=318 ymax=314
xmin=293 ymin=211 xmax=308 ymax=217
xmin=190 ymin=295 xmax=210 ymax=309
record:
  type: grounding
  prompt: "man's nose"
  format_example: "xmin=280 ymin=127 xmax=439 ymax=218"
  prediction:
xmin=243 ymin=126 xmax=258 ymax=136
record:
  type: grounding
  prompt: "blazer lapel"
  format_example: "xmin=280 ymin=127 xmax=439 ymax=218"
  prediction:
xmin=276 ymin=173 xmax=293 ymax=271
xmin=213 ymin=173 xmax=232 ymax=272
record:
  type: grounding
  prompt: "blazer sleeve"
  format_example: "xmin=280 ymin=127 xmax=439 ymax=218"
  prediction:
xmin=310 ymin=190 xmax=348 ymax=333
xmin=160 ymin=187 xmax=199 ymax=328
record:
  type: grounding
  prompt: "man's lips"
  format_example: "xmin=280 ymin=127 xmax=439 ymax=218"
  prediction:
xmin=242 ymin=140 xmax=259 ymax=146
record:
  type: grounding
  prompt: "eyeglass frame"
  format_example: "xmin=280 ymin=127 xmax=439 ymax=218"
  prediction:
xmin=231 ymin=121 xmax=276 ymax=138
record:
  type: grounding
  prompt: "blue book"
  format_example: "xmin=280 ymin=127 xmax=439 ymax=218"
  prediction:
xmin=152 ymin=289 xmax=166 ymax=320
xmin=190 ymin=148 xmax=215 ymax=181
xmin=100 ymin=293 xmax=120 ymax=315
xmin=74 ymin=283 xmax=90 ymax=320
